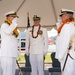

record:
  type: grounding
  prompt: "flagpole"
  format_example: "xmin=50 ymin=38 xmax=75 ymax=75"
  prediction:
xmin=27 ymin=12 xmax=30 ymax=28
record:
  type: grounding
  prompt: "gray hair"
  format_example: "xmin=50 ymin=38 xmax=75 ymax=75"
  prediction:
xmin=68 ymin=14 xmax=74 ymax=20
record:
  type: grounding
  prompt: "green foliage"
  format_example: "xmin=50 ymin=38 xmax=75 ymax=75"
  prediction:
xmin=44 ymin=53 xmax=52 ymax=63
xmin=17 ymin=53 xmax=52 ymax=63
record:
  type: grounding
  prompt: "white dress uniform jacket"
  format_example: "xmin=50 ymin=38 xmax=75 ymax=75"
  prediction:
xmin=26 ymin=26 xmax=48 ymax=55
xmin=55 ymin=22 xmax=75 ymax=75
xmin=0 ymin=22 xmax=18 ymax=57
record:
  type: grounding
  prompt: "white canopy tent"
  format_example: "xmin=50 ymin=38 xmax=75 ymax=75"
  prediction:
xmin=0 ymin=0 xmax=75 ymax=31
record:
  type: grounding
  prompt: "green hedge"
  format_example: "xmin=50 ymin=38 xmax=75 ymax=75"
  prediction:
xmin=17 ymin=53 xmax=52 ymax=63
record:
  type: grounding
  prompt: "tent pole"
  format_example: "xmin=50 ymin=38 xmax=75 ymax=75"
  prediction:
xmin=50 ymin=0 xmax=57 ymax=22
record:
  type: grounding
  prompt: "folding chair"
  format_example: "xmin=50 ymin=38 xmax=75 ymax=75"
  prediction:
xmin=48 ymin=52 xmax=61 ymax=75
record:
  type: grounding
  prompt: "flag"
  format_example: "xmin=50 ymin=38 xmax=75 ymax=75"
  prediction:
xmin=27 ymin=12 xmax=30 ymax=28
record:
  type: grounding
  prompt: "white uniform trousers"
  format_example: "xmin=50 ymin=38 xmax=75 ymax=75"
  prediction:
xmin=0 ymin=57 xmax=16 ymax=75
xmin=60 ymin=56 xmax=75 ymax=75
xmin=30 ymin=54 xmax=44 ymax=75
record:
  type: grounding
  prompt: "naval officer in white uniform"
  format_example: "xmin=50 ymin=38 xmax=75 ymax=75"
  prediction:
xmin=25 ymin=15 xmax=48 ymax=75
xmin=0 ymin=11 xmax=19 ymax=75
xmin=55 ymin=9 xmax=75 ymax=75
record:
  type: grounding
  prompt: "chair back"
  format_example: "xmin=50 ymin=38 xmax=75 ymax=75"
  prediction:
xmin=51 ymin=52 xmax=60 ymax=67
xmin=24 ymin=54 xmax=31 ymax=67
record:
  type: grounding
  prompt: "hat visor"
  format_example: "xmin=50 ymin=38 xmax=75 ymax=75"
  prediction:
xmin=11 ymin=15 xmax=19 ymax=18
xmin=59 ymin=13 xmax=64 ymax=17
xmin=33 ymin=18 xmax=40 ymax=21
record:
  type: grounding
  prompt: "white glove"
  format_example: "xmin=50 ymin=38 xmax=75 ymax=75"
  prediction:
xmin=26 ymin=52 xmax=29 ymax=56
xmin=56 ymin=16 xmax=62 ymax=29
xmin=12 ymin=18 xmax=18 ymax=26
xmin=57 ymin=16 xmax=62 ymax=23
xmin=25 ymin=50 xmax=29 ymax=56
xmin=43 ymin=51 xmax=47 ymax=55
xmin=56 ymin=22 xmax=61 ymax=29
xmin=12 ymin=17 xmax=18 ymax=23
